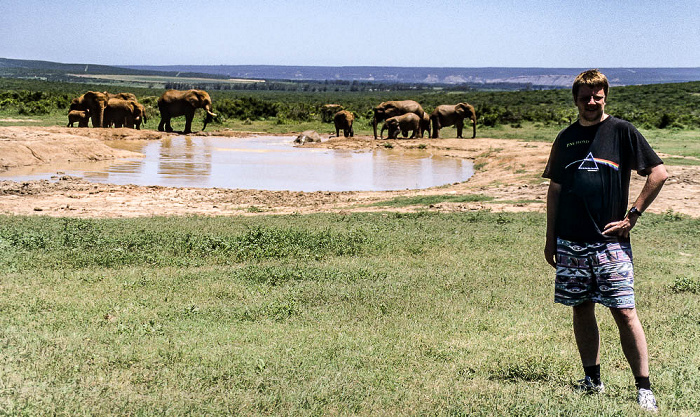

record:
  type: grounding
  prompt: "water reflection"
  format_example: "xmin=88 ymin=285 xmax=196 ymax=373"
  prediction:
xmin=158 ymin=136 xmax=212 ymax=184
xmin=0 ymin=136 xmax=473 ymax=192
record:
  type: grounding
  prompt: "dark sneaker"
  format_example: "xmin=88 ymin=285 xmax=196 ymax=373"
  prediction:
xmin=637 ymin=388 xmax=658 ymax=412
xmin=575 ymin=376 xmax=605 ymax=393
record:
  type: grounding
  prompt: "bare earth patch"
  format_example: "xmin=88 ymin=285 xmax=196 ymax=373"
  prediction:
xmin=1 ymin=126 xmax=698 ymax=218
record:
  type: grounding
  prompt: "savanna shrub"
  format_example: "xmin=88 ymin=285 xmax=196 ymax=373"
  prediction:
xmin=214 ymin=97 xmax=278 ymax=120
xmin=277 ymin=102 xmax=314 ymax=122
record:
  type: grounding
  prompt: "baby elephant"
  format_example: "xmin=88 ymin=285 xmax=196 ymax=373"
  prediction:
xmin=380 ymin=113 xmax=421 ymax=139
xmin=67 ymin=110 xmax=90 ymax=127
xmin=333 ymin=110 xmax=354 ymax=137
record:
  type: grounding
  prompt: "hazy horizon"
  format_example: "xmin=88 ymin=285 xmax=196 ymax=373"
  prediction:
xmin=1 ymin=1 xmax=698 ymax=68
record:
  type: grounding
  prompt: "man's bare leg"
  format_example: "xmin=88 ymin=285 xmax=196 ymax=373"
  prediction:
xmin=609 ymin=307 xmax=649 ymax=377
xmin=573 ymin=301 xmax=600 ymax=366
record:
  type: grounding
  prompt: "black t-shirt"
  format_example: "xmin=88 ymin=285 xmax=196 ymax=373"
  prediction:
xmin=542 ymin=116 xmax=663 ymax=243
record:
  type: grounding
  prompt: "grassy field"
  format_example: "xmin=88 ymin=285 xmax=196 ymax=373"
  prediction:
xmin=1 ymin=212 xmax=698 ymax=415
xmin=67 ymin=73 xmax=265 ymax=88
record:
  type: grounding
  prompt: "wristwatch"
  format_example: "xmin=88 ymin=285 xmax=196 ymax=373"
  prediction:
xmin=627 ymin=206 xmax=643 ymax=217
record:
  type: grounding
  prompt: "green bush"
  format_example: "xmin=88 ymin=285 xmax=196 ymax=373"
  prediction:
xmin=1 ymin=77 xmax=698 ymax=129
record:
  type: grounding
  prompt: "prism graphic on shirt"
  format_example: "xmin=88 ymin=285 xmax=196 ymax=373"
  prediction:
xmin=566 ymin=152 xmax=619 ymax=172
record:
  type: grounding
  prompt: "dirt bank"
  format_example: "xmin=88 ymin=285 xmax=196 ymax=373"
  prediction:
xmin=1 ymin=126 xmax=698 ymax=218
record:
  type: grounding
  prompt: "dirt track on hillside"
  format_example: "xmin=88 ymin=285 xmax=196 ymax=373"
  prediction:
xmin=1 ymin=126 xmax=698 ymax=218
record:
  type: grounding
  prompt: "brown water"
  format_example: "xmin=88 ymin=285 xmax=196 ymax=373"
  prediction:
xmin=0 ymin=136 xmax=473 ymax=192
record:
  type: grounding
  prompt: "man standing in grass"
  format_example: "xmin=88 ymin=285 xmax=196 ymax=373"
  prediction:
xmin=543 ymin=69 xmax=668 ymax=412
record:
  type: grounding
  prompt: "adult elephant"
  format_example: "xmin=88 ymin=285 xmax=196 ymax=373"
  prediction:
xmin=380 ymin=113 xmax=421 ymax=139
xmin=157 ymin=89 xmax=217 ymax=134
xmin=70 ymin=91 xmax=109 ymax=128
xmin=104 ymin=98 xmax=140 ymax=128
xmin=430 ymin=102 xmax=477 ymax=139
xmin=372 ymin=100 xmax=425 ymax=139
xmin=333 ymin=110 xmax=354 ymax=137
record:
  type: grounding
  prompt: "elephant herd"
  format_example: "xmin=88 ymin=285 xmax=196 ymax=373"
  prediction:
xmin=67 ymin=89 xmax=217 ymax=135
xmin=68 ymin=91 xmax=147 ymax=130
xmin=331 ymin=100 xmax=477 ymax=140
xmin=68 ymin=90 xmax=473 ymax=140
xmin=372 ymin=100 xmax=477 ymax=140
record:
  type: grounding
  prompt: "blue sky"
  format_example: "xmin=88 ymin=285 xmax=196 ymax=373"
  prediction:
xmin=1 ymin=0 xmax=698 ymax=67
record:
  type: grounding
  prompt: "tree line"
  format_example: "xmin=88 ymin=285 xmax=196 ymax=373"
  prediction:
xmin=1 ymin=77 xmax=698 ymax=129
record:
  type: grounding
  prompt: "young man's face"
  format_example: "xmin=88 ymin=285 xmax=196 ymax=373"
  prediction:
xmin=576 ymin=85 xmax=607 ymax=126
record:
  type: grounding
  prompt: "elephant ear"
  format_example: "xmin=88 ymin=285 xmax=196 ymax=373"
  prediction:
xmin=186 ymin=92 xmax=202 ymax=107
xmin=460 ymin=103 xmax=475 ymax=117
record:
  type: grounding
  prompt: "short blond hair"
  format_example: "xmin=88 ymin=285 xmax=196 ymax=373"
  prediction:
xmin=572 ymin=69 xmax=609 ymax=101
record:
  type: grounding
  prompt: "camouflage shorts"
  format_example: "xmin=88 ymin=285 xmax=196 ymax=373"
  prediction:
xmin=554 ymin=238 xmax=635 ymax=309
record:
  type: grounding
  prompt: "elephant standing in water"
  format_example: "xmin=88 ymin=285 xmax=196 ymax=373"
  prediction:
xmin=431 ymin=103 xmax=477 ymax=138
xmin=157 ymin=89 xmax=217 ymax=134
xmin=372 ymin=100 xmax=425 ymax=139
xmin=333 ymin=110 xmax=354 ymax=137
xmin=380 ymin=113 xmax=421 ymax=139
xmin=70 ymin=91 xmax=109 ymax=128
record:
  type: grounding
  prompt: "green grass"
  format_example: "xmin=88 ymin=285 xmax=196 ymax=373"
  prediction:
xmin=369 ymin=194 xmax=494 ymax=207
xmin=477 ymin=123 xmax=564 ymax=141
xmin=488 ymin=199 xmax=543 ymax=205
xmin=658 ymin=157 xmax=700 ymax=167
xmin=0 ymin=109 xmax=67 ymax=127
xmin=1 ymin=212 xmax=698 ymax=415
xmin=641 ymin=128 xmax=700 ymax=159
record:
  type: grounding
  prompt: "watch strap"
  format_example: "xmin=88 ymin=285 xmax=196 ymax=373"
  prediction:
xmin=627 ymin=206 xmax=643 ymax=217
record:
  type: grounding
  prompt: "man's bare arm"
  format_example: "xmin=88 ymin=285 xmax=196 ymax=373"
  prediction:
xmin=544 ymin=181 xmax=562 ymax=268
xmin=632 ymin=164 xmax=669 ymax=213
xmin=603 ymin=164 xmax=668 ymax=237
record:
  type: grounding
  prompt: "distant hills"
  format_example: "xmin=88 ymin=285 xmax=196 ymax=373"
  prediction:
xmin=2 ymin=57 xmax=699 ymax=89
xmin=0 ymin=57 xmax=228 ymax=81
xmin=122 ymin=65 xmax=700 ymax=87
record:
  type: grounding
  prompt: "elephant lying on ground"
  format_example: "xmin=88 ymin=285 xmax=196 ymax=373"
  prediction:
xmin=380 ymin=113 xmax=421 ymax=139
xmin=157 ymin=89 xmax=217 ymax=134
xmin=431 ymin=102 xmax=477 ymax=138
xmin=67 ymin=110 xmax=90 ymax=127
xmin=372 ymin=100 xmax=425 ymax=139
xmin=333 ymin=110 xmax=354 ymax=137
xmin=294 ymin=130 xmax=322 ymax=144
xmin=70 ymin=91 xmax=109 ymax=128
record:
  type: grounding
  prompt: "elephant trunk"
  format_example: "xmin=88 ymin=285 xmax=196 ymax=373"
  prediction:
xmin=93 ymin=108 xmax=105 ymax=128
xmin=380 ymin=123 xmax=386 ymax=139
xmin=471 ymin=116 xmax=477 ymax=138
xmin=202 ymin=106 xmax=217 ymax=131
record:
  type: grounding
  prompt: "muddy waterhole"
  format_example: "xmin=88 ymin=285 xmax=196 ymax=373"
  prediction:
xmin=0 ymin=136 xmax=474 ymax=191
